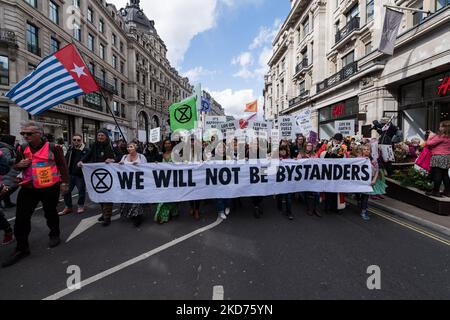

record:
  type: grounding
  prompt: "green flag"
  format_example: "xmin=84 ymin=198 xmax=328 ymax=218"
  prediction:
xmin=169 ymin=96 xmax=198 ymax=131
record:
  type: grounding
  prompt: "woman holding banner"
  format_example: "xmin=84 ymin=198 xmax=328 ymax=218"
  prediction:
xmin=118 ymin=142 xmax=148 ymax=227
xmin=154 ymin=139 xmax=179 ymax=224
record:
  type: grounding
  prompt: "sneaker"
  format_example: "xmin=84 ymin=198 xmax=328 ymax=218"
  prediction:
xmin=2 ymin=231 xmax=14 ymax=245
xmin=361 ymin=212 xmax=370 ymax=221
xmin=225 ymin=208 xmax=231 ymax=216
xmin=219 ymin=212 xmax=227 ymax=220
xmin=98 ymin=215 xmax=105 ymax=222
xmin=58 ymin=208 xmax=73 ymax=216
xmin=2 ymin=250 xmax=30 ymax=268
xmin=313 ymin=209 xmax=322 ymax=218
xmin=287 ymin=212 xmax=294 ymax=220
xmin=77 ymin=207 xmax=85 ymax=214
xmin=48 ymin=236 xmax=61 ymax=248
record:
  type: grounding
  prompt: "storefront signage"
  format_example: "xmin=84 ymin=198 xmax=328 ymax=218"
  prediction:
xmin=332 ymin=103 xmax=345 ymax=118
xmin=437 ymin=76 xmax=450 ymax=96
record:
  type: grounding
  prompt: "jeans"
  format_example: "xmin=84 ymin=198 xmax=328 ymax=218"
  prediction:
xmin=303 ymin=192 xmax=319 ymax=211
xmin=64 ymin=175 xmax=87 ymax=208
xmin=431 ymin=167 xmax=450 ymax=193
xmin=359 ymin=194 xmax=369 ymax=211
xmin=216 ymin=199 xmax=231 ymax=213
xmin=0 ymin=209 xmax=11 ymax=231
xmin=14 ymin=184 xmax=60 ymax=251
xmin=277 ymin=194 xmax=292 ymax=213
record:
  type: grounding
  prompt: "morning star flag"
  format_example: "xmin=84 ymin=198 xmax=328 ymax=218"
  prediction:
xmin=378 ymin=8 xmax=404 ymax=55
xmin=5 ymin=44 xmax=99 ymax=116
xmin=169 ymin=96 xmax=198 ymax=131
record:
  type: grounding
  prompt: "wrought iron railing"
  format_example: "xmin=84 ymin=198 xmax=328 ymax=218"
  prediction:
xmin=316 ymin=61 xmax=358 ymax=93
xmin=295 ymin=57 xmax=309 ymax=74
xmin=335 ymin=17 xmax=360 ymax=44
xmin=288 ymin=90 xmax=310 ymax=108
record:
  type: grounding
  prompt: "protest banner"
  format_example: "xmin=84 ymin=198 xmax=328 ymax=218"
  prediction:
xmin=249 ymin=121 xmax=272 ymax=138
xmin=380 ymin=144 xmax=395 ymax=162
xmin=205 ymin=116 xmax=227 ymax=130
xmin=83 ymin=158 xmax=373 ymax=203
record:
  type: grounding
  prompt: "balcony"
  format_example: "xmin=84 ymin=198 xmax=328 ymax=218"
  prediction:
xmin=316 ymin=61 xmax=358 ymax=93
xmin=335 ymin=17 xmax=360 ymax=45
xmin=289 ymin=90 xmax=310 ymax=108
xmin=27 ymin=44 xmax=41 ymax=57
xmin=94 ymin=76 xmax=118 ymax=95
xmin=295 ymin=58 xmax=309 ymax=75
xmin=0 ymin=29 xmax=17 ymax=47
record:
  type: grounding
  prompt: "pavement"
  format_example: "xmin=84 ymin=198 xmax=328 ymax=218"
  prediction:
xmin=0 ymin=191 xmax=449 ymax=300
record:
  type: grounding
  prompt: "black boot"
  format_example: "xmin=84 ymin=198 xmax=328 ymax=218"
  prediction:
xmin=2 ymin=249 xmax=30 ymax=268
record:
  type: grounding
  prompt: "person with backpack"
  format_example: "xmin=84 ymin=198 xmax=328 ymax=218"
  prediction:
xmin=2 ymin=122 xmax=69 ymax=268
xmin=0 ymin=135 xmax=19 ymax=208
xmin=0 ymin=149 xmax=14 ymax=246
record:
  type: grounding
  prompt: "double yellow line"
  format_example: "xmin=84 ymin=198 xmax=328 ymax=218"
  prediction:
xmin=369 ymin=207 xmax=450 ymax=247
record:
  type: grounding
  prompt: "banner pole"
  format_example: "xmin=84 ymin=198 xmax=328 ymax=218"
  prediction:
xmin=99 ymin=90 xmax=127 ymax=144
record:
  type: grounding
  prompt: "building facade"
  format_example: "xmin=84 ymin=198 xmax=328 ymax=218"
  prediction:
xmin=264 ymin=0 xmax=450 ymax=141
xmin=0 ymin=0 xmax=193 ymax=144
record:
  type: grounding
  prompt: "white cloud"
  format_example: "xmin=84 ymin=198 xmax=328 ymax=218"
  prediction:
xmin=182 ymin=67 xmax=216 ymax=82
xmin=208 ymin=88 xmax=262 ymax=118
xmin=110 ymin=0 xmax=254 ymax=67
xmin=231 ymin=19 xmax=279 ymax=80
xmin=249 ymin=19 xmax=282 ymax=50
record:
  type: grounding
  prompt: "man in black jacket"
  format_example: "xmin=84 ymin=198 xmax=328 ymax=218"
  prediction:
xmin=78 ymin=129 xmax=122 ymax=226
xmin=59 ymin=134 xmax=90 ymax=216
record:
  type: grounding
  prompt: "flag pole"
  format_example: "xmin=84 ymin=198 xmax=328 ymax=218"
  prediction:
xmin=99 ymin=89 xmax=127 ymax=144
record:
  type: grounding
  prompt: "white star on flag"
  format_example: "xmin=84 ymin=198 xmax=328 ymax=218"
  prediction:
xmin=71 ymin=63 xmax=87 ymax=78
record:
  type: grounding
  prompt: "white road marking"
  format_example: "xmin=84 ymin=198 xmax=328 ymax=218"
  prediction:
xmin=7 ymin=194 xmax=79 ymax=222
xmin=66 ymin=209 xmax=119 ymax=243
xmin=43 ymin=217 xmax=223 ymax=300
xmin=212 ymin=285 xmax=224 ymax=300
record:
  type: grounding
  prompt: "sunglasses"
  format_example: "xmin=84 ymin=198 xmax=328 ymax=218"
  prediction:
xmin=73 ymin=138 xmax=82 ymax=142
xmin=20 ymin=132 xmax=36 ymax=136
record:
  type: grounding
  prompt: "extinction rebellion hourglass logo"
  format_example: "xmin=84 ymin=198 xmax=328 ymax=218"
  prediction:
xmin=438 ymin=76 xmax=450 ymax=96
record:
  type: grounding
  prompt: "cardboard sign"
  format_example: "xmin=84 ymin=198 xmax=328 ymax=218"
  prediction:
xmin=335 ymin=120 xmax=355 ymax=136
xmin=205 ymin=116 xmax=227 ymax=130
xmin=380 ymin=144 xmax=395 ymax=162
xmin=279 ymin=116 xmax=295 ymax=140
xmin=295 ymin=108 xmax=313 ymax=135
xmin=150 ymin=127 xmax=161 ymax=144
xmin=249 ymin=121 xmax=272 ymax=138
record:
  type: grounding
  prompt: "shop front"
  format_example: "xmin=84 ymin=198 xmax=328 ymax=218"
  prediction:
xmin=0 ymin=104 xmax=9 ymax=135
xmin=34 ymin=111 xmax=73 ymax=143
xmin=318 ymin=97 xmax=359 ymax=139
xmin=82 ymin=118 xmax=100 ymax=146
xmin=399 ymin=71 xmax=450 ymax=141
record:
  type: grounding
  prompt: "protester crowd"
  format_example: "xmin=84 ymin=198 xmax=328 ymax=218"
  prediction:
xmin=0 ymin=120 xmax=449 ymax=267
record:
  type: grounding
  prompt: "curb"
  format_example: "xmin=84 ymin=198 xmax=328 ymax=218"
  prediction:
xmin=368 ymin=200 xmax=450 ymax=238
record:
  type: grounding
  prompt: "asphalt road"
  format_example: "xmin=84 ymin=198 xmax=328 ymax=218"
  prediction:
xmin=0 ymin=192 xmax=449 ymax=300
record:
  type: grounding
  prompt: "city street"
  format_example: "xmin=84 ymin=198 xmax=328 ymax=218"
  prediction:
xmin=0 ymin=194 xmax=449 ymax=300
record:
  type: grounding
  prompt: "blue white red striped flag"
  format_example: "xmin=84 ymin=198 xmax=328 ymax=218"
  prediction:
xmin=5 ymin=43 xmax=99 ymax=115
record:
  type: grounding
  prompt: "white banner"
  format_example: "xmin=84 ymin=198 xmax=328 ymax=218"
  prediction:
xmin=150 ymin=127 xmax=161 ymax=143
xmin=82 ymin=158 xmax=373 ymax=204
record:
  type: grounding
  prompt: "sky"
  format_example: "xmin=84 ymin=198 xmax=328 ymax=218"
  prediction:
xmin=110 ymin=0 xmax=290 ymax=118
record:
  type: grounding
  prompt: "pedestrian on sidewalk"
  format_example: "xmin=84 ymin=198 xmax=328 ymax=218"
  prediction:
xmin=59 ymin=134 xmax=89 ymax=216
xmin=0 ymin=149 xmax=14 ymax=246
xmin=2 ymin=122 xmax=70 ymax=268
xmin=426 ymin=121 xmax=450 ymax=198
xmin=118 ymin=142 xmax=148 ymax=227
xmin=78 ymin=129 xmax=122 ymax=227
